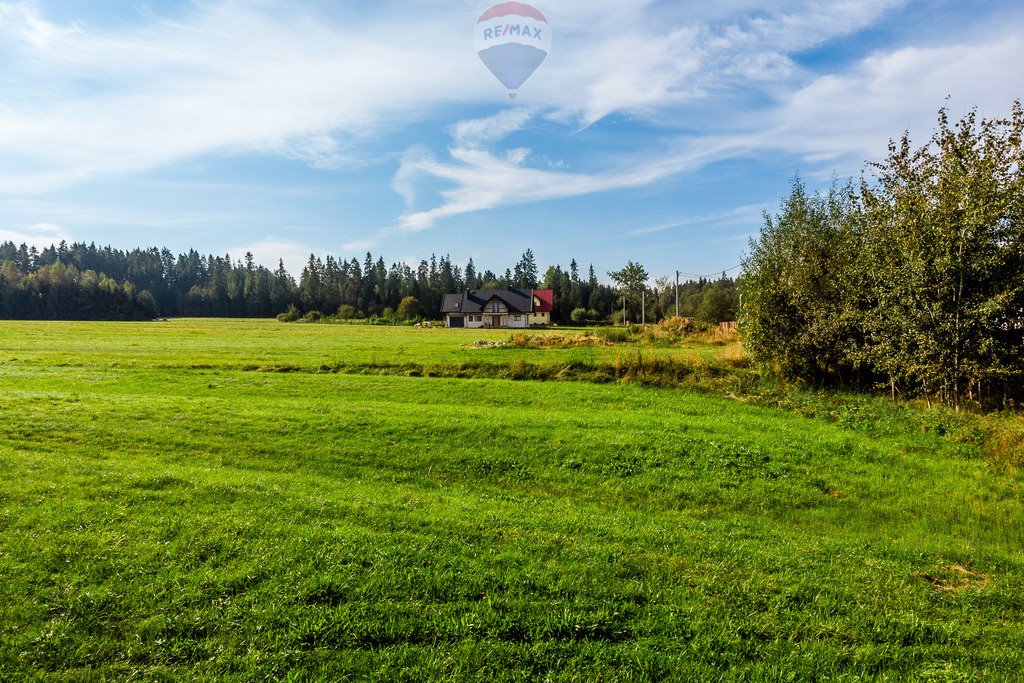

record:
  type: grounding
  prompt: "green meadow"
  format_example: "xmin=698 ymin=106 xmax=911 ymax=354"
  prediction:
xmin=1 ymin=319 xmax=1022 ymax=680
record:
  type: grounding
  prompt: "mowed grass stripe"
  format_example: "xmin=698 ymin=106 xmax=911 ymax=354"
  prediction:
xmin=5 ymin=368 xmax=1008 ymax=539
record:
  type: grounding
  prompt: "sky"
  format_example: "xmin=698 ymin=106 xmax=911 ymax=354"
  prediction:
xmin=1 ymin=0 xmax=1022 ymax=283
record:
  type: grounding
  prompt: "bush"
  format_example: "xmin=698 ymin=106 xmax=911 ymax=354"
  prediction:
xmin=396 ymin=296 xmax=421 ymax=321
xmin=276 ymin=304 xmax=301 ymax=322
xmin=337 ymin=304 xmax=356 ymax=320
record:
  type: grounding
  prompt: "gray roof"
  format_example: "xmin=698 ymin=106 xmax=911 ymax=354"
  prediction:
xmin=440 ymin=293 xmax=464 ymax=314
xmin=441 ymin=288 xmax=534 ymax=314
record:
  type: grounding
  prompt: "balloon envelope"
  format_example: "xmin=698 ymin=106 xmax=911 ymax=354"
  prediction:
xmin=473 ymin=2 xmax=551 ymax=96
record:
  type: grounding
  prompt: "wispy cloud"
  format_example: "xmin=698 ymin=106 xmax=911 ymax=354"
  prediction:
xmin=3 ymin=0 xmax=1023 ymax=256
xmin=449 ymin=107 xmax=539 ymax=147
xmin=0 ymin=1 xmax=483 ymax=193
xmin=0 ymin=221 xmax=72 ymax=248
xmin=395 ymin=136 xmax=746 ymax=232
xmin=340 ymin=238 xmax=377 ymax=254
xmin=392 ymin=6 xmax=1024 ymax=232
xmin=0 ymin=0 xmax=916 ymax=199
xmin=763 ymin=31 xmax=1024 ymax=174
xmin=629 ymin=204 xmax=771 ymax=236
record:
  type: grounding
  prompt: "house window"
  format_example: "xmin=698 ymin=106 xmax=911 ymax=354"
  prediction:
xmin=491 ymin=303 xmax=500 ymax=312
xmin=513 ymin=315 xmax=521 ymax=322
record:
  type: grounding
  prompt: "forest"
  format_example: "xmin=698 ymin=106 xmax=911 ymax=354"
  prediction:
xmin=0 ymin=241 xmax=738 ymax=325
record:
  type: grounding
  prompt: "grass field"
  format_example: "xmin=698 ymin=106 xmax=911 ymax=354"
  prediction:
xmin=0 ymin=318 xmax=743 ymax=376
xmin=1 ymin=320 xmax=1022 ymax=680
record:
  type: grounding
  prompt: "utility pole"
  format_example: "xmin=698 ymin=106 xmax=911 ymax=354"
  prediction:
xmin=642 ymin=289 xmax=646 ymax=325
xmin=622 ymin=295 xmax=626 ymax=326
xmin=675 ymin=270 xmax=679 ymax=318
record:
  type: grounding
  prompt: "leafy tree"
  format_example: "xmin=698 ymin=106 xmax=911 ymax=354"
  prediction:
xmin=608 ymin=261 xmax=649 ymax=324
xmin=740 ymin=178 xmax=863 ymax=384
xmin=859 ymin=103 xmax=1024 ymax=405
xmin=396 ymin=295 xmax=421 ymax=321
xmin=742 ymin=103 xmax=1024 ymax=406
xmin=696 ymin=282 xmax=738 ymax=324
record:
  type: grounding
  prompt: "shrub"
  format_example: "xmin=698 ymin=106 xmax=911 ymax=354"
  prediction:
xmin=276 ymin=304 xmax=301 ymax=322
xmin=396 ymin=296 xmax=421 ymax=321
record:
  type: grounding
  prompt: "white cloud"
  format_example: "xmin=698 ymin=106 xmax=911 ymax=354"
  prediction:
xmin=393 ymin=10 xmax=1024 ymax=232
xmin=543 ymin=24 xmax=706 ymax=126
xmin=765 ymin=31 xmax=1024 ymax=174
xmin=741 ymin=1 xmax=906 ymax=52
xmin=395 ymin=137 xmax=745 ymax=232
xmin=505 ymin=148 xmax=531 ymax=165
xmin=0 ymin=0 xmax=916 ymax=199
xmin=0 ymin=1 xmax=485 ymax=193
xmin=0 ymin=221 xmax=72 ymax=248
xmin=2 ymin=0 xmax=1022 ymax=251
xmin=449 ymin=108 xmax=539 ymax=147
xmin=340 ymin=238 xmax=376 ymax=254
xmin=0 ymin=3 xmax=79 ymax=49
xmin=227 ymin=238 xmax=322 ymax=277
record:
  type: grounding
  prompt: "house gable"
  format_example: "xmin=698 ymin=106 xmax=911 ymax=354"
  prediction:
xmin=532 ymin=289 xmax=554 ymax=312
xmin=441 ymin=287 xmax=537 ymax=328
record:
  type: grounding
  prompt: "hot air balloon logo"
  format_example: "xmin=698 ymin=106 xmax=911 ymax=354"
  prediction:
xmin=473 ymin=2 xmax=551 ymax=100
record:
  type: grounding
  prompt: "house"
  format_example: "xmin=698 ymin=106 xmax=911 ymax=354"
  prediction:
xmin=530 ymin=289 xmax=553 ymax=326
xmin=441 ymin=288 xmax=554 ymax=328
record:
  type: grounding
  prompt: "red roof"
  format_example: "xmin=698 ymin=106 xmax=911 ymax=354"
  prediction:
xmin=532 ymin=289 xmax=553 ymax=313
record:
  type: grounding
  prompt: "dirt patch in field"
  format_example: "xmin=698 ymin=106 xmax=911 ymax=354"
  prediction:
xmin=914 ymin=563 xmax=988 ymax=592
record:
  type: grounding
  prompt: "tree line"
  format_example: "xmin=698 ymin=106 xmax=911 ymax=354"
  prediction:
xmin=741 ymin=103 xmax=1024 ymax=407
xmin=0 ymin=243 xmax=294 ymax=320
xmin=0 ymin=240 xmax=736 ymax=325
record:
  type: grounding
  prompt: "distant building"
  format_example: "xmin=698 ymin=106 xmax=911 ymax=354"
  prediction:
xmin=530 ymin=288 xmax=553 ymax=326
xmin=441 ymin=288 xmax=554 ymax=328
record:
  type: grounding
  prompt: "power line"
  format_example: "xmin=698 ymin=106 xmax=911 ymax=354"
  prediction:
xmin=674 ymin=263 xmax=742 ymax=280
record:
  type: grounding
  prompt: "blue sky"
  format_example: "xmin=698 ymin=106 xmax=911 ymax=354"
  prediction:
xmin=1 ymin=0 xmax=1022 ymax=282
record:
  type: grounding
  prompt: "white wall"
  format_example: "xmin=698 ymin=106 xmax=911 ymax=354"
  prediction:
xmin=455 ymin=313 xmax=528 ymax=328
